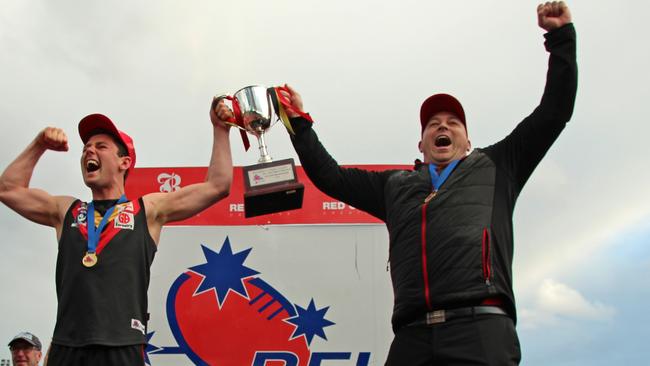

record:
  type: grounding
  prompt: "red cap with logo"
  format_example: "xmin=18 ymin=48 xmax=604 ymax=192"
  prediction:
xmin=419 ymin=93 xmax=467 ymax=134
xmin=78 ymin=114 xmax=136 ymax=171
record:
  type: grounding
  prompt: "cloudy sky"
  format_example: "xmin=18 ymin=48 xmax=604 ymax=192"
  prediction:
xmin=1 ymin=0 xmax=649 ymax=364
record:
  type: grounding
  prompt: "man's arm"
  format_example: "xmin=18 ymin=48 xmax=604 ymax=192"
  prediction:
xmin=0 ymin=127 xmax=75 ymax=233
xmin=280 ymin=85 xmax=391 ymax=221
xmin=143 ymin=98 xmax=233 ymax=242
xmin=485 ymin=2 xmax=577 ymax=190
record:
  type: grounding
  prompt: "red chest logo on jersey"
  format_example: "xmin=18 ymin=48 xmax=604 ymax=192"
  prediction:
xmin=114 ymin=211 xmax=134 ymax=230
xmin=119 ymin=212 xmax=131 ymax=224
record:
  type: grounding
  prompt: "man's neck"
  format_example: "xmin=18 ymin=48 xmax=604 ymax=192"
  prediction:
xmin=91 ymin=186 xmax=125 ymax=201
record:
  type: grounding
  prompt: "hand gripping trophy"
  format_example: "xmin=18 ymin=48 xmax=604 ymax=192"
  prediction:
xmin=214 ymin=85 xmax=312 ymax=218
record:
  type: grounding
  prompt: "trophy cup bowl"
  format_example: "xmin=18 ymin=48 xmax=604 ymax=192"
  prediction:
xmin=232 ymin=85 xmax=274 ymax=163
xmin=234 ymin=85 xmax=273 ymax=136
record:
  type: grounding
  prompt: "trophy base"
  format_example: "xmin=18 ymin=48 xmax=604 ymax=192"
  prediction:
xmin=243 ymin=158 xmax=305 ymax=218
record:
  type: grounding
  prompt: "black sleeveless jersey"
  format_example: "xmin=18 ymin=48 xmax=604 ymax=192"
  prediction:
xmin=53 ymin=197 xmax=157 ymax=346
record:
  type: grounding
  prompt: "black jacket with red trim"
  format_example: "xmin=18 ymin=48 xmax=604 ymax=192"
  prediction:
xmin=289 ymin=23 xmax=577 ymax=331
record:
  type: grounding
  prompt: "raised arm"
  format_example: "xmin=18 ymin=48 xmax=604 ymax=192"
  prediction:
xmin=0 ymin=127 xmax=75 ymax=232
xmin=485 ymin=2 xmax=577 ymax=190
xmin=280 ymin=85 xmax=392 ymax=221
xmin=144 ymin=98 xmax=233 ymax=241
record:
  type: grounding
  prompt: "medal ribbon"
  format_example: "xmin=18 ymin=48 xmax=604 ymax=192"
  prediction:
xmin=428 ymin=160 xmax=460 ymax=191
xmin=86 ymin=194 xmax=127 ymax=255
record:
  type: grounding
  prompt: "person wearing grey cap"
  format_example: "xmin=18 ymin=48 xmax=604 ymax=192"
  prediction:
xmin=0 ymin=100 xmax=236 ymax=365
xmin=276 ymin=2 xmax=576 ymax=365
xmin=8 ymin=332 xmax=42 ymax=366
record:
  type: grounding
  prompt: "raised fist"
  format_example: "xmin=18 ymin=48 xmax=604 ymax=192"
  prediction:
xmin=277 ymin=84 xmax=305 ymax=119
xmin=38 ymin=127 xmax=69 ymax=152
xmin=537 ymin=1 xmax=572 ymax=31
xmin=210 ymin=97 xmax=234 ymax=129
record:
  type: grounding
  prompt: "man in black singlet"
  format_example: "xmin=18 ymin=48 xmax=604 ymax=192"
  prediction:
xmin=0 ymin=99 xmax=237 ymax=365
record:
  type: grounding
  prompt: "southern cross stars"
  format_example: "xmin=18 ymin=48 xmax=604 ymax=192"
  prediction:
xmin=187 ymin=238 xmax=335 ymax=346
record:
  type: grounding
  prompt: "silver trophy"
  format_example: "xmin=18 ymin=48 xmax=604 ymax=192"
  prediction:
xmin=225 ymin=85 xmax=274 ymax=162
xmin=215 ymin=85 xmax=304 ymax=218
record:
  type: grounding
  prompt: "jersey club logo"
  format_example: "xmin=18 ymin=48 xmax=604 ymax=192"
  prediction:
xmin=145 ymin=237 xmax=370 ymax=366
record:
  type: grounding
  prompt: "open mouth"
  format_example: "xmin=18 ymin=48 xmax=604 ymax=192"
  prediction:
xmin=86 ymin=159 xmax=100 ymax=173
xmin=435 ymin=135 xmax=452 ymax=147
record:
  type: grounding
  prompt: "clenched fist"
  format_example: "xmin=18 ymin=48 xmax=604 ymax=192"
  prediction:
xmin=210 ymin=97 xmax=234 ymax=129
xmin=38 ymin=127 xmax=69 ymax=152
xmin=277 ymin=84 xmax=305 ymax=119
xmin=538 ymin=1 xmax=572 ymax=31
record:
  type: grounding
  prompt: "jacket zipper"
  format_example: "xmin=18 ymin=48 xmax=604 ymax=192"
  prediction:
xmin=420 ymin=190 xmax=437 ymax=311
xmin=482 ymin=228 xmax=492 ymax=286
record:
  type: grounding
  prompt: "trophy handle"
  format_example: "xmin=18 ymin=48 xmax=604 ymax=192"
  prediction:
xmin=213 ymin=95 xmax=241 ymax=128
xmin=270 ymin=86 xmax=314 ymax=126
xmin=214 ymin=94 xmax=251 ymax=151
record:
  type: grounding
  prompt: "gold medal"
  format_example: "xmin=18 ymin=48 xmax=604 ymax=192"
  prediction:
xmin=82 ymin=252 xmax=98 ymax=267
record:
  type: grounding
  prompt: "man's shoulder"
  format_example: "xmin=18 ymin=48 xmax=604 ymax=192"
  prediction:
xmin=57 ymin=195 xmax=81 ymax=215
xmin=384 ymin=167 xmax=422 ymax=183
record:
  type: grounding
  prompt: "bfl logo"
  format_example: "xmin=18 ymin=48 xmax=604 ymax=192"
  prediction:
xmin=146 ymin=237 xmax=371 ymax=365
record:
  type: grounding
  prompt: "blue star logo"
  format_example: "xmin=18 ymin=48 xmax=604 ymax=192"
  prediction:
xmin=188 ymin=237 xmax=259 ymax=308
xmin=287 ymin=299 xmax=335 ymax=345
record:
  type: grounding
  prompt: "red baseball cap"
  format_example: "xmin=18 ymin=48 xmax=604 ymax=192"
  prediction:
xmin=419 ymin=93 xmax=466 ymax=134
xmin=78 ymin=114 xmax=136 ymax=171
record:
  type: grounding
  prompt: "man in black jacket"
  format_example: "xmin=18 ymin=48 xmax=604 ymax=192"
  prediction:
xmin=279 ymin=2 xmax=576 ymax=365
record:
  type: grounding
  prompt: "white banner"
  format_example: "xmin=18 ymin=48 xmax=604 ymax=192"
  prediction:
xmin=146 ymin=224 xmax=393 ymax=366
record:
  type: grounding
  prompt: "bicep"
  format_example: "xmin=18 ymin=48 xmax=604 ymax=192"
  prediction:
xmin=1 ymin=187 xmax=73 ymax=228
xmin=144 ymin=182 xmax=226 ymax=225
